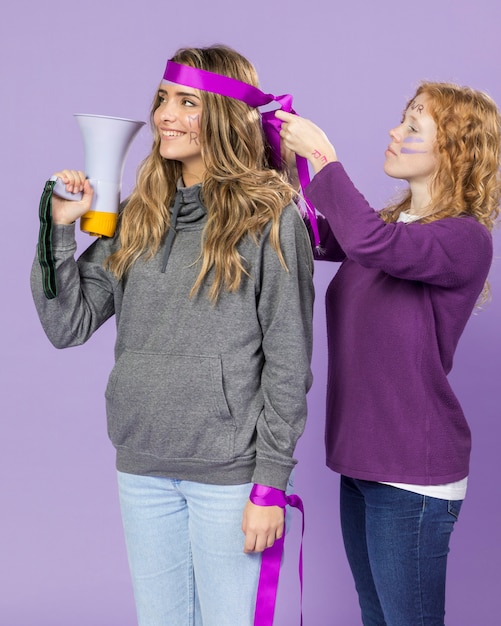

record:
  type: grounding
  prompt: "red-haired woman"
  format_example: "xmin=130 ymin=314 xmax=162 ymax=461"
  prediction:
xmin=277 ymin=82 xmax=501 ymax=625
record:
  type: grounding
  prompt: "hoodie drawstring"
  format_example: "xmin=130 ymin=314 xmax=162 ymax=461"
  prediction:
xmin=161 ymin=193 xmax=183 ymax=273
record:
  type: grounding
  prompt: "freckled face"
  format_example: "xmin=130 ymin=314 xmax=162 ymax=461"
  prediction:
xmin=384 ymin=93 xmax=438 ymax=186
xmin=153 ymin=82 xmax=204 ymax=176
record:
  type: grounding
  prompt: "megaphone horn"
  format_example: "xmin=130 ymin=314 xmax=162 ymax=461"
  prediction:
xmin=52 ymin=113 xmax=145 ymax=237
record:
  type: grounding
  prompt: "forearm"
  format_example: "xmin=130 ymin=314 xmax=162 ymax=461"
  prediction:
xmin=31 ymin=224 xmax=115 ymax=348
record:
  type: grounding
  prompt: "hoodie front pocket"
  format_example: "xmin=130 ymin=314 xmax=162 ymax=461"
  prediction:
xmin=105 ymin=351 xmax=236 ymax=461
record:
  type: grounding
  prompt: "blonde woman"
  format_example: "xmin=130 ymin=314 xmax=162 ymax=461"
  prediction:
xmin=31 ymin=45 xmax=314 ymax=625
xmin=277 ymin=82 xmax=501 ymax=625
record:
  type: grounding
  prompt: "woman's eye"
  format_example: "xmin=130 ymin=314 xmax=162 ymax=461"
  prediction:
xmin=183 ymin=99 xmax=196 ymax=107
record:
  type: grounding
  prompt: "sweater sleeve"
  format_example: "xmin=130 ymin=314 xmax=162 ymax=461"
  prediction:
xmin=306 ymin=162 xmax=493 ymax=288
xmin=30 ymin=224 xmax=117 ymax=348
xmin=252 ymin=204 xmax=314 ymax=490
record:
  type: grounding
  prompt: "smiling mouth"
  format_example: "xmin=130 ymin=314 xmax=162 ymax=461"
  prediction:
xmin=162 ymin=130 xmax=184 ymax=138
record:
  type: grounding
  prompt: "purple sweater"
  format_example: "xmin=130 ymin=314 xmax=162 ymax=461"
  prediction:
xmin=306 ymin=162 xmax=493 ymax=485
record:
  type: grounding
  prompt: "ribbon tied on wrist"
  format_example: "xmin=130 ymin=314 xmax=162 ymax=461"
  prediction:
xmin=250 ymin=483 xmax=304 ymax=626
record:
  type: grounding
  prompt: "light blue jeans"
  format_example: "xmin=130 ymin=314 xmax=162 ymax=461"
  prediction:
xmin=117 ymin=471 xmax=262 ymax=626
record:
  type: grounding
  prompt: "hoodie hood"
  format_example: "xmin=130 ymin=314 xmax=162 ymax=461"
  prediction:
xmin=162 ymin=180 xmax=206 ymax=272
xmin=173 ymin=179 xmax=207 ymax=230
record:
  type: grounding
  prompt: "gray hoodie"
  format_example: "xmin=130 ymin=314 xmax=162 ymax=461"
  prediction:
xmin=31 ymin=182 xmax=314 ymax=490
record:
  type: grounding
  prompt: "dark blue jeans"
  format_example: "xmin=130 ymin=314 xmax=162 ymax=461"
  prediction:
xmin=340 ymin=476 xmax=463 ymax=626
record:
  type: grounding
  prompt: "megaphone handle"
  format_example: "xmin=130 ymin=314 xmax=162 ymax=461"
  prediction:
xmin=50 ymin=176 xmax=84 ymax=201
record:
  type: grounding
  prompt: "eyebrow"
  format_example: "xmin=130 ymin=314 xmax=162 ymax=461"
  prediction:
xmin=158 ymin=88 xmax=201 ymax=100
xmin=405 ymin=112 xmax=421 ymax=123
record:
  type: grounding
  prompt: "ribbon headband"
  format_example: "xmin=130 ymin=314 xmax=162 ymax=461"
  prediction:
xmin=162 ymin=60 xmax=320 ymax=247
xmin=164 ymin=61 xmax=285 ymax=109
xmin=163 ymin=61 xmax=291 ymax=170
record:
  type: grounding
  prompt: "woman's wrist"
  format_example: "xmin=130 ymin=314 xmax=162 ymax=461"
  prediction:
xmin=309 ymin=146 xmax=338 ymax=173
xmin=250 ymin=484 xmax=287 ymax=507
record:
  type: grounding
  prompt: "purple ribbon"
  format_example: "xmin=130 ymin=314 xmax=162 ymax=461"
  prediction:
xmin=250 ymin=484 xmax=304 ymax=626
xmin=162 ymin=61 xmax=320 ymax=247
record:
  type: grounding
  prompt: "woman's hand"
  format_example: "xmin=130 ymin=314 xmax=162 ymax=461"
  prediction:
xmin=242 ymin=500 xmax=284 ymax=553
xmin=276 ymin=110 xmax=338 ymax=174
xmin=51 ymin=169 xmax=94 ymax=225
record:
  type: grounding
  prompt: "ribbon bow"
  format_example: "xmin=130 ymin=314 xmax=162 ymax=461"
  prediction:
xmin=259 ymin=93 xmax=294 ymax=169
xmin=162 ymin=61 xmax=320 ymax=247
xmin=250 ymin=484 xmax=304 ymax=626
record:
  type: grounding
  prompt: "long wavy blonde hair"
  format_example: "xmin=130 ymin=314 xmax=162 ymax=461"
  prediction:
xmin=380 ymin=81 xmax=501 ymax=230
xmin=105 ymin=45 xmax=296 ymax=301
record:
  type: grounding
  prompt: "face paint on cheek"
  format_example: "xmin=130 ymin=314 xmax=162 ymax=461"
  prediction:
xmin=188 ymin=114 xmax=200 ymax=129
xmin=401 ymin=147 xmax=428 ymax=154
xmin=401 ymin=137 xmax=427 ymax=154
xmin=188 ymin=114 xmax=200 ymax=145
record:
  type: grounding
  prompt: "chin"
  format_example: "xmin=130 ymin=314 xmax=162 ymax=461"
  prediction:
xmin=384 ymin=165 xmax=404 ymax=181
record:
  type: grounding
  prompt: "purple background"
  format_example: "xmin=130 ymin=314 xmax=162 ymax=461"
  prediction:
xmin=2 ymin=1 xmax=500 ymax=624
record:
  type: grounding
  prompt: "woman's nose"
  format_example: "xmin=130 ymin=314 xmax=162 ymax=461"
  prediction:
xmin=159 ymin=103 xmax=176 ymax=121
xmin=389 ymin=126 xmax=401 ymax=142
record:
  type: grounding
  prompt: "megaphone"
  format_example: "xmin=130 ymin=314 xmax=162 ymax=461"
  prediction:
xmin=52 ymin=113 xmax=145 ymax=237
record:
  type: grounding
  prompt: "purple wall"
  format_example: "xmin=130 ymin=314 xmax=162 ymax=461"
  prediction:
xmin=2 ymin=1 xmax=500 ymax=624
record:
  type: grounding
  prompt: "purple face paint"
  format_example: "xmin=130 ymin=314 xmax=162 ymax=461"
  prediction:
xmin=401 ymin=137 xmax=427 ymax=154
xmin=401 ymin=147 xmax=428 ymax=154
